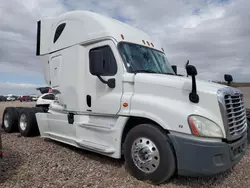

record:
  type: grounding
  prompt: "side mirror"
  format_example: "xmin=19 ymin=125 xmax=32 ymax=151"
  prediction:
xmin=107 ymin=78 xmax=115 ymax=88
xmin=171 ymin=65 xmax=177 ymax=74
xmin=186 ymin=65 xmax=197 ymax=76
xmin=224 ymin=74 xmax=233 ymax=85
xmin=89 ymin=49 xmax=116 ymax=89
xmin=89 ymin=50 xmax=105 ymax=75
xmin=185 ymin=61 xmax=199 ymax=103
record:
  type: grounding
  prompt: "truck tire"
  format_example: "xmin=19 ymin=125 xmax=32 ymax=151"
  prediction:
xmin=18 ymin=108 xmax=40 ymax=137
xmin=247 ymin=118 xmax=250 ymax=145
xmin=123 ymin=124 xmax=176 ymax=184
xmin=2 ymin=107 xmax=19 ymax=133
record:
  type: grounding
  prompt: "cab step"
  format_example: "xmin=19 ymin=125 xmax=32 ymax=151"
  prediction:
xmin=76 ymin=140 xmax=115 ymax=154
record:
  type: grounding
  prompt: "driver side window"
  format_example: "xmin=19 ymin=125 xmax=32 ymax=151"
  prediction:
xmin=89 ymin=46 xmax=117 ymax=76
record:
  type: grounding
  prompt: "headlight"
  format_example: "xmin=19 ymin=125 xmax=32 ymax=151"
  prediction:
xmin=188 ymin=115 xmax=224 ymax=138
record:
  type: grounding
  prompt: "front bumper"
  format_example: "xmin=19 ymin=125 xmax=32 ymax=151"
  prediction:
xmin=169 ymin=131 xmax=248 ymax=176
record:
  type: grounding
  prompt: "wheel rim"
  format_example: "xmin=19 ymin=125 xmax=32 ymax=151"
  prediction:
xmin=131 ymin=137 xmax=160 ymax=173
xmin=3 ymin=113 xmax=10 ymax=128
xmin=20 ymin=114 xmax=27 ymax=131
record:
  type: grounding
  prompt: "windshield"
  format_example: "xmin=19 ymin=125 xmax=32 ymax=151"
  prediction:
xmin=118 ymin=42 xmax=175 ymax=75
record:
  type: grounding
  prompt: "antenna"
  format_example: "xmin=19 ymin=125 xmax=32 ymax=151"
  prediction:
xmin=185 ymin=60 xmax=189 ymax=77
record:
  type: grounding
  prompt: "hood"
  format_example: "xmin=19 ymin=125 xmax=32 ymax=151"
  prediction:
xmin=134 ymin=73 xmax=227 ymax=95
xmin=126 ymin=73 xmax=229 ymax=138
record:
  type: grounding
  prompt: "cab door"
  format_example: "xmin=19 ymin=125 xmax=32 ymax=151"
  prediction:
xmin=84 ymin=40 xmax=124 ymax=115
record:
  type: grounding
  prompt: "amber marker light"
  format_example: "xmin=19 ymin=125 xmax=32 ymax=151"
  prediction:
xmin=123 ymin=102 xmax=128 ymax=107
xmin=188 ymin=118 xmax=200 ymax=136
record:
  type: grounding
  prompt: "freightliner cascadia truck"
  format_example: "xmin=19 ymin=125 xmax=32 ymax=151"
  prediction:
xmin=1 ymin=10 xmax=248 ymax=184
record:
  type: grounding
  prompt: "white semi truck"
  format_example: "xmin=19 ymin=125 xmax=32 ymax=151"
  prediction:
xmin=1 ymin=10 xmax=248 ymax=184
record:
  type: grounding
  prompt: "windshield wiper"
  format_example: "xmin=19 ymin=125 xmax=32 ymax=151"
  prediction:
xmin=162 ymin=72 xmax=176 ymax=75
xmin=132 ymin=69 xmax=158 ymax=74
xmin=132 ymin=70 xmax=176 ymax=75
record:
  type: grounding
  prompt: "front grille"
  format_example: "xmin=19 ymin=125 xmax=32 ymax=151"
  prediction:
xmin=224 ymin=93 xmax=247 ymax=136
xmin=246 ymin=108 xmax=250 ymax=118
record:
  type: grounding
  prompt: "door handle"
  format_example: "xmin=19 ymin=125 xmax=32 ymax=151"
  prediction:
xmin=86 ymin=95 xmax=91 ymax=107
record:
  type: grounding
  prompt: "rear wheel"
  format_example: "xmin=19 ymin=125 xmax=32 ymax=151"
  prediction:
xmin=247 ymin=118 xmax=250 ymax=145
xmin=124 ymin=124 xmax=176 ymax=184
xmin=2 ymin=107 xmax=20 ymax=133
xmin=18 ymin=108 xmax=40 ymax=137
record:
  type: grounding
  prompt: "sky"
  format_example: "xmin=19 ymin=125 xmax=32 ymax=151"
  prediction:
xmin=0 ymin=0 xmax=249 ymax=95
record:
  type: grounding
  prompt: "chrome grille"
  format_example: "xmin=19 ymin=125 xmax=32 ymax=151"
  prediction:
xmin=224 ymin=93 xmax=247 ymax=136
xmin=246 ymin=108 xmax=250 ymax=118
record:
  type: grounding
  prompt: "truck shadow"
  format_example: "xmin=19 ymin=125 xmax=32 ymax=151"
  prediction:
xmin=44 ymin=138 xmax=124 ymax=167
xmin=44 ymin=138 xmax=233 ymax=187
xmin=166 ymin=171 xmax=232 ymax=187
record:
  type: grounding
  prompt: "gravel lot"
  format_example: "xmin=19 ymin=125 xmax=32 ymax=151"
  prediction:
xmin=0 ymin=88 xmax=250 ymax=188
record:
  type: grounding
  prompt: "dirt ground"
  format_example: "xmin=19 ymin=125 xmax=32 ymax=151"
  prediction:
xmin=0 ymin=88 xmax=250 ymax=187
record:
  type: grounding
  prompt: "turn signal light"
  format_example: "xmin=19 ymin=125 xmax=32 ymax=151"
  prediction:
xmin=123 ymin=102 xmax=128 ymax=107
xmin=188 ymin=118 xmax=200 ymax=136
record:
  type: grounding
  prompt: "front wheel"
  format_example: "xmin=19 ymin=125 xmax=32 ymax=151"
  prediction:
xmin=124 ymin=124 xmax=176 ymax=184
